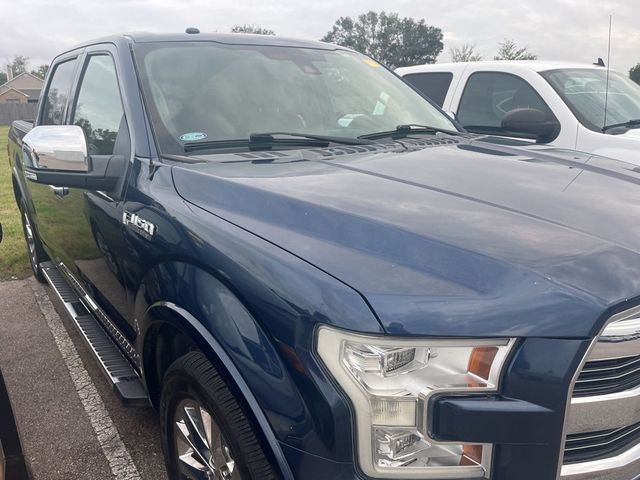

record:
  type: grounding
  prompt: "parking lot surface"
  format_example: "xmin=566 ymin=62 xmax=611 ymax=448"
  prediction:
xmin=0 ymin=278 xmax=168 ymax=480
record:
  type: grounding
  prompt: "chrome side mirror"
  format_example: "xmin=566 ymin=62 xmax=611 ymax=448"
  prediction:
xmin=22 ymin=125 xmax=89 ymax=172
xmin=21 ymin=124 xmax=125 ymax=191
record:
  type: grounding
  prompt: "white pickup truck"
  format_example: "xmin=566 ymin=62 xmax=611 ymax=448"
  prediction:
xmin=396 ymin=61 xmax=640 ymax=163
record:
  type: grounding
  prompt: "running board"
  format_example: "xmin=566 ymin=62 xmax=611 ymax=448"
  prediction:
xmin=40 ymin=261 xmax=149 ymax=406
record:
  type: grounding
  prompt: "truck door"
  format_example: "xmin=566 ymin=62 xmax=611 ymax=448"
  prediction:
xmin=28 ymin=55 xmax=81 ymax=256
xmin=54 ymin=49 xmax=133 ymax=338
xmin=454 ymin=71 xmax=554 ymax=140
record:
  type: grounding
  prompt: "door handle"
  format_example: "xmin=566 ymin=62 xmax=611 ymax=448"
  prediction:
xmin=49 ymin=185 xmax=70 ymax=197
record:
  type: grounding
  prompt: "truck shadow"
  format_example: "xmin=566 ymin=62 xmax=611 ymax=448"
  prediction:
xmin=0 ymin=369 xmax=30 ymax=480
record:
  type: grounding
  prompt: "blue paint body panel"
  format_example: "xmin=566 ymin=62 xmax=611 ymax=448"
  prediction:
xmin=9 ymin=32 xmax=640 ymax=479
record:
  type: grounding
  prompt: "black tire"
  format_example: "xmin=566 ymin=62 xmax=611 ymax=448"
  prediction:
xmin=18 ymin=199 xmax=48 ymax=283
xmin=160 ymin=351 xmax=279 ymax=480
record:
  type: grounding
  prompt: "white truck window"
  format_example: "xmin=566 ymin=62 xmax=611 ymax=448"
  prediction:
xmin=458 ymin=72 xmax=552 ymax=134
xmin=402 ymin=72 xmax=453 ymax=107
xmin=542 ymin=68 xmax=640 ymax=132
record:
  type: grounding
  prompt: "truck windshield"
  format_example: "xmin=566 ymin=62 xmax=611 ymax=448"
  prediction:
xmin=134 ymin=41 xmax=457 ymax=155
xmin=541 ymin=68 xmax=640 ymax=132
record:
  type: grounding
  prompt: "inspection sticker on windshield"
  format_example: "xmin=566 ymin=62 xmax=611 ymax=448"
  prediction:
xmin=179 ymin=132 xmax=208 ymax=141
xmin=363 ymin=58 xmax=380 ymax=68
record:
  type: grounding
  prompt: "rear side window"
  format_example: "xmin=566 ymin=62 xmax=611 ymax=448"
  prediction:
xmin=403 ymin=72 xmax=453 ymax=107
xmin=41 ymin=58 xmax=78 ymax=125
xmin=72 ymin=55 xmax=125 ymax=156
xmin=457 ymin=72 xmax=553 ymax=133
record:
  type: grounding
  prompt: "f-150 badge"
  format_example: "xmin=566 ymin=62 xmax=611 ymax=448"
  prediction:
xmin=122 ymin=211 xmax=156 ymax=238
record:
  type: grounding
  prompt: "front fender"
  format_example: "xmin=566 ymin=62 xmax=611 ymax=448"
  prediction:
xmin=133 ymin=260 xmax=362 ymax=474
xmin=137 ymin=295 xmax=294 ymax=480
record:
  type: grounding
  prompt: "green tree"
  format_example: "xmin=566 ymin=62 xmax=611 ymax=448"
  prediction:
xmin=450 ymin=44 xmax=483 ymax=62
xmin=494 ymin=39 xmax=537 ymax=61
xmin=31 ymin=64 xmax=49 ymax=80
xmin=630 ymin=63 xmax=640 ymax=85
xmin=6 ymin=55 xmax=30 ymax=77
xmin=322 ymin=11 xmax=443 ymax=69
xmin=231 ymin=24 xmax=275 ymax=35
xmin=0 ymin=71 xmax=6 ymax=84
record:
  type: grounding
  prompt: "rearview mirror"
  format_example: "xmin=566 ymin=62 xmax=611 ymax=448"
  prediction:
xmin=501 ymin=108 xmax=560 ymax=143
xmin=22 ymin=125 xmax=123 ymax=190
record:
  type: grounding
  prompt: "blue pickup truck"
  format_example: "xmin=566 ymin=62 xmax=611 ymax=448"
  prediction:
xmin=7 ymin=31 xmax=640 ymax=480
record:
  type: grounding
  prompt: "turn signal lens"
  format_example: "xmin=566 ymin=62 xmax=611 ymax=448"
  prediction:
xmin=460 ymin=444 xmax=484 ymax=466
xmin=468 ymin=347 xmax=499 ymax=382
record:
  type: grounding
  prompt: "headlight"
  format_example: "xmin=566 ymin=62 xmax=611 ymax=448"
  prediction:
xmin=316 ymin=326 xmax=515 ymax=479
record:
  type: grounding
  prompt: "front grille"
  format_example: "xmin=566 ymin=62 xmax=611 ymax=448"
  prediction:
xmin=561 ymin=307 xmax=640 ymax=477
xmin=573 ymin=354 xmax=640 ymax=397
xmin=564 ymin=420 xmax=640 ymax=465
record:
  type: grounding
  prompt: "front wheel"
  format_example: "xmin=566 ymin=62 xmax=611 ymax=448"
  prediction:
xmin=18 ymin=199 xmax=48 ymax=283
xmin=160 ymin=351 xmax=278 ymax=480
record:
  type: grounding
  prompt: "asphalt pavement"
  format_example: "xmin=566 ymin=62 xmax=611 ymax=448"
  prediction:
xmin=0 ymin=277 xmax=168 ymax=480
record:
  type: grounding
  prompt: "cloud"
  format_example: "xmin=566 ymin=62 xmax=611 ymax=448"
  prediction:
xmin=0 ymin=0 xmax=637 ymax=73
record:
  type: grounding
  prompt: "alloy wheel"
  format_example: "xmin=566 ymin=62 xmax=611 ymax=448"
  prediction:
xmin=173 ymin=399 xmax=241 ymax=480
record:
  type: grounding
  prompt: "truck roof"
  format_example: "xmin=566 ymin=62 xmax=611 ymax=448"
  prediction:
xmin=396 ymin=60 xmax=609 ymax=75
xmin=70 ymin=31 xmax=340 ymax=52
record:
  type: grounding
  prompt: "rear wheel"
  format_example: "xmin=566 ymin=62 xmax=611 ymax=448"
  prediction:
xmin=160 ymin=351 xmax=278 ymax=480
xmin=18 ymin=200 xmax=47 ymax=283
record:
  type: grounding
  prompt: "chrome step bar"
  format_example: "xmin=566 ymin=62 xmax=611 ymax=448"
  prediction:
xmin=40 ymin=261 xmax=148 ymax=406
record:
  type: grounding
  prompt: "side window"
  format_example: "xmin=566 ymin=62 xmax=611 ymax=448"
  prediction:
xmin=72 ymin=55 xmax=125 ymax=156
xmin=41 ymin=58 xmax=78 ymax=125
xmin=403 ymin=72 xmax=453 ymax=107
xmin=457 ymin=72 xmax=552 ymax=132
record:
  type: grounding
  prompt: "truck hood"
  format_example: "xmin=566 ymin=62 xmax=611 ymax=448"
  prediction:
xmin=620 ymin=128 xmax=640 ymax=140
xmin=172 ymin=137 xmax=640 ymax=338
xmin=586 ymin=128 xmax=640 ymax=165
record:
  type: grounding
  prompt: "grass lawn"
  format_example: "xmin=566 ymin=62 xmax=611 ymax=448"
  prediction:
xmin=0 ymin=125 xmax=30 ymax=280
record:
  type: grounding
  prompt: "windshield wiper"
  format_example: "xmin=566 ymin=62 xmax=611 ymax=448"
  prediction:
xmin=358 ymin=124 xmax=462 ymax=140
xmin=602 ymin=119 xmax=640 ymax=132
xmin=183 ymin=132 xmax=371 ymax=152
xmin=251 ymin=132 xmax=372 ymax=145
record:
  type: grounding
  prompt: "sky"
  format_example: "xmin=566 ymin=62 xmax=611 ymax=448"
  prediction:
xmin=1 ymin=0 xmax=639 ymax=74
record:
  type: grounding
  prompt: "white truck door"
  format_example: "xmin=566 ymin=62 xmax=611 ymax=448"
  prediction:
xmin=450 ymin=66 xmax=578 ymax=148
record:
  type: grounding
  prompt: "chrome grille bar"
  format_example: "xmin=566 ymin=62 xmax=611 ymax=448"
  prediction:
xmin=564 ymin=422 xmax=640 ymax=464
xmin=573 ymin=355 xmax=640 ymax=397
xmin=560 ymin=305 xmax=640 ymax=480
xmin=580 ymin=356 xmax=640 ymax=375
xmin=589 ymin=316 xmax=640 ymax=361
